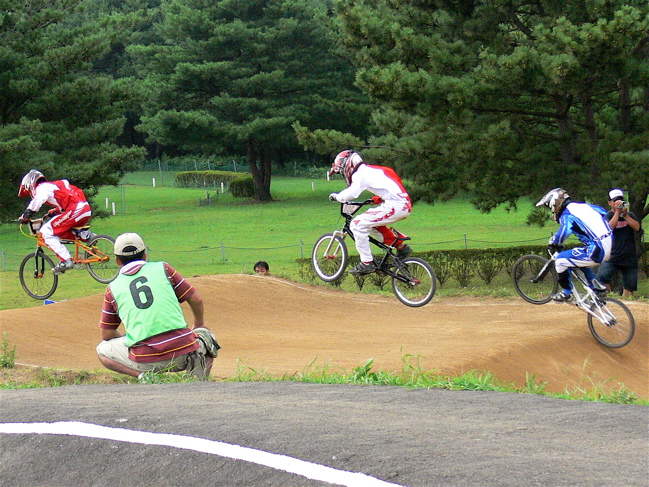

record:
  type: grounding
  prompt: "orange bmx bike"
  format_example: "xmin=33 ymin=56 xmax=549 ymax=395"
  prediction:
xmin=18 ymin=218 xmax=119 ymax=300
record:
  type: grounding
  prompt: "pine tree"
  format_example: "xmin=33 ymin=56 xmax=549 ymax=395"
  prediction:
xmin=0 ymin=0 xmax=146 ymax=220
xmin=335 ymin=0 xmax=648 ymax=219
xmin=131 ymin=0 xmax=370 ymax=200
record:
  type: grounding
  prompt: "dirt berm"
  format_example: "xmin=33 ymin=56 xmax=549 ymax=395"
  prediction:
xmin=2 ymin=274 xmax=647 ymax=397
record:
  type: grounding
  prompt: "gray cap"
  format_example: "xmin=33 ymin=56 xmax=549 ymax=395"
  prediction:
xmin=114 ymin=233 xmax=146 ymax=256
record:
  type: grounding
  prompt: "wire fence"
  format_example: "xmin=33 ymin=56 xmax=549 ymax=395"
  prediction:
xmin=1 ymin=235 xmax=551 ymax=272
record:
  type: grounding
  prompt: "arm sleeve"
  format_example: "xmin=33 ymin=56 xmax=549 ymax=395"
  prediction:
xmin=99 ymin=287 xmax=121 ymax=330
xmin=25 ymin=185 xmax=53 ymax=213
xmin=335 ymin=177 xmax=366 ymax=202
xmin=165 ymin=262 xmax=196 ymax=302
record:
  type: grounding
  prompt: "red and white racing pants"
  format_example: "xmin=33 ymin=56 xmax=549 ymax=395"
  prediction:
xmin=40 ymin=202 xmax=92 ymax=261
xmin=351 ymin=200 xmax=411 ymax=263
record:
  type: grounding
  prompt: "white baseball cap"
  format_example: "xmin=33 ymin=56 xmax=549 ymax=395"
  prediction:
xmin=114 ymin=233 xmax=146 ymax=256
xmin=608 ymin=189 xmax=624 ymax=201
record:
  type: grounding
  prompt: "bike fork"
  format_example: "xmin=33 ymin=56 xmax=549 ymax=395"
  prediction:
xmin=323 ymin=231 xmax=346 ymax=256
xmin=34 ymin=248 xmax=47 ymax=278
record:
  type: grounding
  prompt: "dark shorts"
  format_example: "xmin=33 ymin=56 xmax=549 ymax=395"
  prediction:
xmin=597 ymin=261 xmax=638 ymax=292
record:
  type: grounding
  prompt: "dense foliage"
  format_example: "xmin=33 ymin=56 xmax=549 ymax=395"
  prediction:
xmin=0 ymin=0 xmax=647 ymax=220
xmin=0 ymin=0 xmax=146 ymax=220
xmin=327 ymin=0 xmax=649 ymax=219
xmin=128 ymin=0 xmax=371 ymax=200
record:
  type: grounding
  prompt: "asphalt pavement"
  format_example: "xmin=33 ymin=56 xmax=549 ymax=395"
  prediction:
xmin=1 ymin=382 xmax=647 ymax=486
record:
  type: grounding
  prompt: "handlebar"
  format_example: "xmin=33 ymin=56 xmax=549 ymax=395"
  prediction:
xmin=18 ymin=218 xmax=46 ymax=237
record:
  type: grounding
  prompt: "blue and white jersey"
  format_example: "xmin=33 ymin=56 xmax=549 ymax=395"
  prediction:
xmin=552 ymin=202 xmax=612 ymax=262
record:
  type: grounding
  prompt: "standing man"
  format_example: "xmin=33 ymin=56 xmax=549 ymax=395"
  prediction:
xmin=97 ymin=233 xmax=220 ymax=380
xmin=597 ymin=189 xmax=642 ymax=299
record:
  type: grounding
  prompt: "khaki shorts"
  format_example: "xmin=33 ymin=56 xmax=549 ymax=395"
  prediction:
xmin=96 ymin=336 xmax=207 ymax=374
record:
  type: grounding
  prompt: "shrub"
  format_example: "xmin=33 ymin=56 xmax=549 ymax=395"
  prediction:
xmin=0 ymin=333 xmax=16 ymax=368
xmin=175 ymin=170 xmax=246 ymax=188
xmin=229 ymin=175 xmax=255 ymax=198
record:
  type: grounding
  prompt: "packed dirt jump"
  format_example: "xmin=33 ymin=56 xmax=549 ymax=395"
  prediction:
xmin=2 ymin=274 xmax=647 ymax=398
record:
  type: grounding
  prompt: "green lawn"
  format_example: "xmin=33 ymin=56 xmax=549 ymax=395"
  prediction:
xmin=1 ymin=174 xmax=639 ymax=309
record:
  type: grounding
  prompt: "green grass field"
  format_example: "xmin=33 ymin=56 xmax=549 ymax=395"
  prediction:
xmin=1 ymin=173 xmax=644 ymax=309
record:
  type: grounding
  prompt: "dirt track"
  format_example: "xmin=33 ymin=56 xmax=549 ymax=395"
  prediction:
xmin=2 ymin=274 xmax=647 ymax=397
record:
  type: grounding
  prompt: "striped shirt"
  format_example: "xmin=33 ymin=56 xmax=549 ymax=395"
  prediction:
xmin=99 ymin=261 xmax=199 ymax=363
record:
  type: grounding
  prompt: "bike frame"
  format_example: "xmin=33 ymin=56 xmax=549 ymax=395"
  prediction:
xmin=23 ymin=220 xmax=109 ymax=266
xmin=537 ymin=252 xmax=619 ymax=326
xmin=334 ymin=201 xmax=412 ymax=283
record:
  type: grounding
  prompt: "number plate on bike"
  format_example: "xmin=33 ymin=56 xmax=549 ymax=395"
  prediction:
xmin=342 ymin=203 xmax=362 ymax=217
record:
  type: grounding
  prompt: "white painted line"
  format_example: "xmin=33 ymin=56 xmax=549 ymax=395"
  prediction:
xmin=0 ymin=421 xmax=401 ymax=487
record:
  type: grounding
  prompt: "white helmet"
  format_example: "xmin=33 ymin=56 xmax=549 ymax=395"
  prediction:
xmin=536 ymin=188 xmax=570 ymax=222
xmin=18 ymin=169 xmax=46 ymax=198
xmin=329 ymin=150 xmax=364 ymax=185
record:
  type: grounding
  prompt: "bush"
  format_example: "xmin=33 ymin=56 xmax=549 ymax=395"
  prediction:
xmin=298 ymin=242 xmax=649 ymax=293
xmin=0 ymin=333 xmax=16 ymax=368
xmin=175 ymin=170 xmax=246 ymax=188
xmin=230 ymin=175 xmax=255 ymax=198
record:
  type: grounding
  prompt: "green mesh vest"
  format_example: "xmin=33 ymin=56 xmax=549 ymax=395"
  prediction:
xmin=110 ymin=261 xmax=188 ymax=347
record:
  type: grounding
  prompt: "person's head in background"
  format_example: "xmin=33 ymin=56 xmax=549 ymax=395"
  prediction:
xmin=254 ymin=261 xmax=270 ymax=276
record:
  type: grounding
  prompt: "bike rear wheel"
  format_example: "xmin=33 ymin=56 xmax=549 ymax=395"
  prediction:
xmin=512 ymin=254 xmax=558 ymax=304
xmin=85 ymin=235 xmax=119 ymax=284
xmin=587 ymin=297 xmax=635 ymax=348
xmin=19 ymin=251 xmax=58 ymax=300
xmin=312 ymin=234 xmax=348 ymax=282
xmin=391 ymin=257 xmax=436 ymax=307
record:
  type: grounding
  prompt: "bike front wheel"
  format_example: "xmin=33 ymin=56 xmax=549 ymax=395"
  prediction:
xmin=391 ymin=257 xmax=436 ymax=307
xmin=19 ymin=252 xmax=58 ymax=300
xmin=86 ymin=235 xmax=119 ymax=284
xmin=587 ymin=297 xmax=635 ymax=348
xmin=312 ymin=234 xmax=348 ymax=282
xmin=512 ymin=254 xmax=558 ymax=304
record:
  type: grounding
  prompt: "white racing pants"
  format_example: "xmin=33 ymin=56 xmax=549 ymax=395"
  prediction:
xmin=350 ymin=200 xmax=411 ymax=263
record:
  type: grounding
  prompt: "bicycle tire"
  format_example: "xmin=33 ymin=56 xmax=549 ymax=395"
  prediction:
xmin=85 ymin=235 xmax=119 ymax=284
xmin=512 ymin=254 xmax=558 ymax=305
xmin=391 ymin=257 xmax=436 ymax=307
xmin=312 ymin=233 xmax=348 ymax=282
xmin=587 ymin=297 xmax=635 ymax=348
xmin=19 ymin=251 xmax=58 ymax=300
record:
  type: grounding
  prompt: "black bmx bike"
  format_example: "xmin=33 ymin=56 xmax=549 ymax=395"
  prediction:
xmin=312 ymin=200 xmax=436 ymax=307
xmin=511 ymin=251 xmax=635 ymax=348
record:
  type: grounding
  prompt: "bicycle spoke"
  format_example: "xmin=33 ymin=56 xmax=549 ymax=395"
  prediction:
xmin=512 ymin=254 xmax=557 ymax=305
xmin=391 ymin=257 xmax=436 ymax=307
xmin=312 ymin=234 xmax=348 ymax=282
xmin=19 ymin=252 xmax=58 ymax=300
xmin=587 ymin=298 xmax=635 ymax=348
xmin=85 ymin=235 xmax=119 ymax=284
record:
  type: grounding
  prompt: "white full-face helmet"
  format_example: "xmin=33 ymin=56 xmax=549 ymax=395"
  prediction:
xmin=536 ymin=188 xmax=570 ymax=222
xmin=18 ymin=169 xmax=46 ymax=198
xmin=329 ymin=150 xmax=364 ymax=185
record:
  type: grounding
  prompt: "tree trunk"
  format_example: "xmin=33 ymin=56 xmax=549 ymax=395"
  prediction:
xmin=555 ymin=96 xmax=577 ymax=168
xmin=247 ymin=141 xmax=273 ymax=201
xmin=578 ymin=92 xmax=599 ymax=185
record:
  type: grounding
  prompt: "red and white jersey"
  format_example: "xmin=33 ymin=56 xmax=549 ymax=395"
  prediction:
xmin=335 ymin=164 xmax=411 ymax=203
xmin=26 ymin=180 xmax=87 ymax=213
